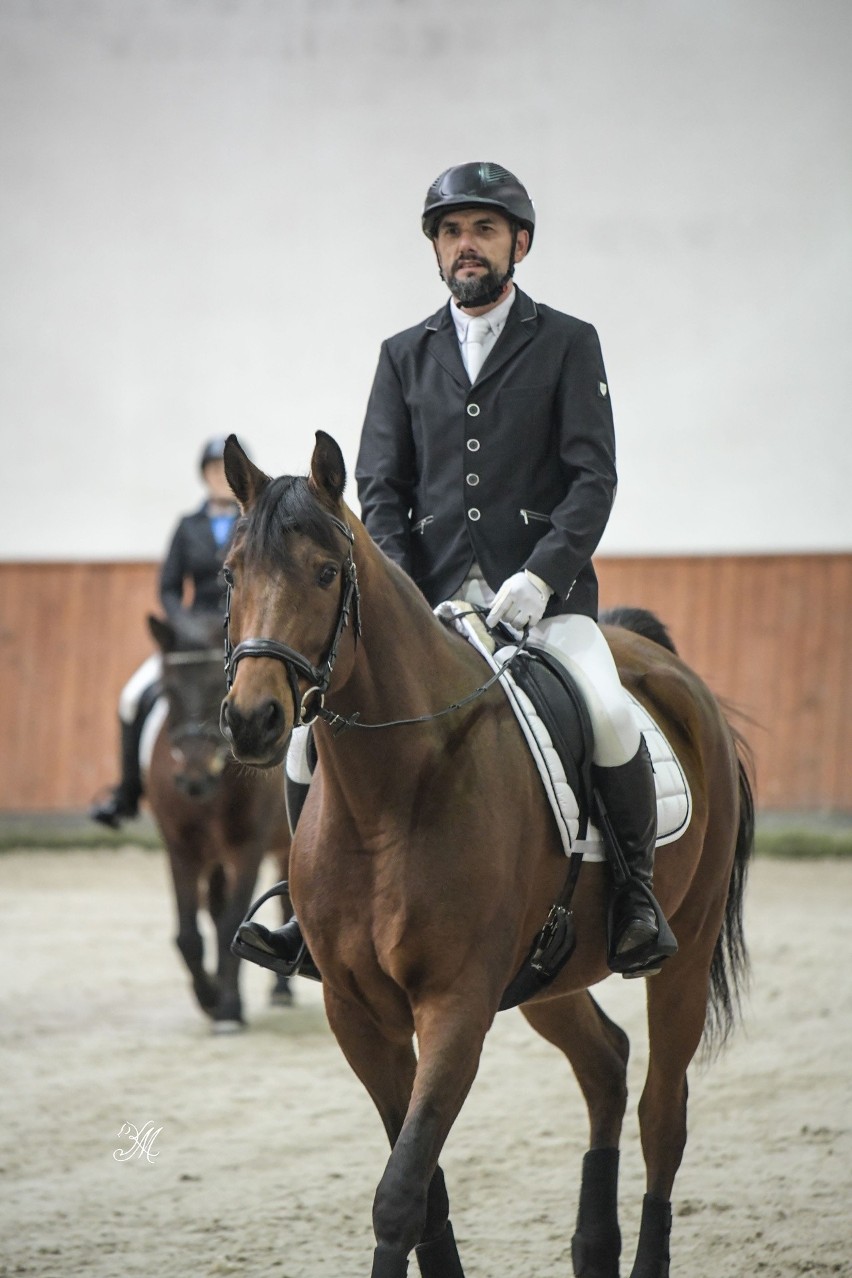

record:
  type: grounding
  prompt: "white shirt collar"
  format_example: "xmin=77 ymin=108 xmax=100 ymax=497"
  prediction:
xmin=449 ymin=285 xmax=517 ymax=342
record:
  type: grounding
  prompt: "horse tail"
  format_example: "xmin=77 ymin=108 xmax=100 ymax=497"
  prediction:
xmin=703 ymin=726 xmax=756 ymax=1057
xmin=599 ymin=606 xmax=678 ymax=655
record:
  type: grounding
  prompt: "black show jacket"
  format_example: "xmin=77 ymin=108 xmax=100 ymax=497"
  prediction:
xmin=355 ymin=287 xmax=617 ymax=619
xmin=159 ymin=503 xmax=234 ymax=620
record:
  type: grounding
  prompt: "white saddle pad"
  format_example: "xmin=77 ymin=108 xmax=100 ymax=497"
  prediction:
xmin=139 ymin=696 xmax=169 ymax=780
xmin=436 ymin=603 xmax=692 ymax=862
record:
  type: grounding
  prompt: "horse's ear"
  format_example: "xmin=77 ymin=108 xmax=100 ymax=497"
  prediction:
xmin=308 ymin=431 xmax=347 ymax=505
xmin=224 ymin=434 xmax=271 ymax=511
xmin=148 ymin=614 xmax=176 ymax=653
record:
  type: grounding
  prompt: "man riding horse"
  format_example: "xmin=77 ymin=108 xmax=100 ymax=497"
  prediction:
xmin=237 ymin=160 xmax=676 ymax=979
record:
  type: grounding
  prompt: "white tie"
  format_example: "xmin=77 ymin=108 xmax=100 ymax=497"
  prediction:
xmin=465 ymin=317 xmax=491 ymax=383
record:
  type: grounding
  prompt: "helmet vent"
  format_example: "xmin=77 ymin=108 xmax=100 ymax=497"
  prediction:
xmin=481 ymin=163 xmax=512 ymax=186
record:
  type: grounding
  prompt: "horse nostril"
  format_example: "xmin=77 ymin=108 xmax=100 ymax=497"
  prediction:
xmin=260 ymin=698 xmax=285 ymax=741
xmin=220 ymin=699 xmax=235 ymax=739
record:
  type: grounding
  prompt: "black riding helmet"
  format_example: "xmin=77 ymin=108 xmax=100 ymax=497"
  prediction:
xmin=422 ymin=161 xmax=536 ymax=247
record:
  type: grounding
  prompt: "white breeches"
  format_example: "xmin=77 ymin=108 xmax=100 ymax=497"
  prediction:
xmin=527 ymin=613 xmax=640 ymax=766
xmin=458 ymin=568 xmax=640 ymax=767
xmin=118 ymin=654 xmax=163 ymax=724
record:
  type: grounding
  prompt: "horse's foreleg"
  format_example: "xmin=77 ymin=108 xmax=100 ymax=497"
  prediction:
xmin=211 ymin=855 xmax=263 ymax=1026
xmin=324 ymin=986 xmax=476 ymax=1278
xmin=521 ymin=990 xmax=630 ymax=1278
xmin=322 ymin=989 xmax=422 ymax=1273
xmin=168 ymin=853 xmax=219 ymax=1015
xmin=628 ymin=954 xmax=712 ymax=1278
xmin=372 ymin=992 xmax=493 ymax=1277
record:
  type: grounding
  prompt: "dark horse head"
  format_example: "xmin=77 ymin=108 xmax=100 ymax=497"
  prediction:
xmin=219 ymin=432 xmax=358 ymax=768
xmin=149 ymin=610 xmax=232 ymax=799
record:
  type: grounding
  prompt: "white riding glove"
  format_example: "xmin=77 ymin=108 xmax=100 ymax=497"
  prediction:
xmin=486 ymin=570 xmax=553 ymax=632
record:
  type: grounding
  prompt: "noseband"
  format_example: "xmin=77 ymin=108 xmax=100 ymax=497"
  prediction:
xmin=223 ymin=514 xmax=361 ymax=727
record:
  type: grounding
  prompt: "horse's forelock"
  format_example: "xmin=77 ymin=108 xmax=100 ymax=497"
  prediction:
xmin=241 ymin=474 xmax=342 ymax=568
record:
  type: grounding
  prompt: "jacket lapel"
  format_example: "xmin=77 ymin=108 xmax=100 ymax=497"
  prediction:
xmin=423 ymin=289 xmax=539 ymax=390
xmin=476 ymin=287 xmax=538 ymax=384
xmin=424 ymin=303 xmax=468 ymax=389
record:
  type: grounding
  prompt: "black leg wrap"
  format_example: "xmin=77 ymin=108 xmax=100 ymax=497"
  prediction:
xmin=629 ymin=1194 xmax=672 ymax=1278
xmin=571 ymin=1148 xmax=621 ymax=1278
xmin=371 ymin=1243 xmax=409 ymax=1278
xmin=415 ymin=1221 xmax=465 ymax=1278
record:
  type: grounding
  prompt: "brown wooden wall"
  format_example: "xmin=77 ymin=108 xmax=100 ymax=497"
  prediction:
xmin=0 ymin=554 xmax=849 ymax=813
xmin=595 ymin=555 xmax=851 ymax=813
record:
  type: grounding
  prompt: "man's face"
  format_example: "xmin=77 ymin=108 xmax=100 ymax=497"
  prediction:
xmin=434 ymin=207 xmax=529 ymax=307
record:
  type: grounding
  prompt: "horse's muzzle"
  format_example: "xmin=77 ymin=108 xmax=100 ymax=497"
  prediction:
xmin=173 ymin=771 xmax=220 ymax=800
xmin=220 ymin=694 xmax=289 ymax=768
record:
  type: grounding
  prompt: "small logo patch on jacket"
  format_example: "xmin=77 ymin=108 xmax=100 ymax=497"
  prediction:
xmin=598 ymin=382 xmax=608 ymax=398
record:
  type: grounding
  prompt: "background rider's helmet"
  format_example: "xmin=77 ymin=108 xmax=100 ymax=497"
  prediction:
xmin=422 ymin=162 xmax=536 ymax=248
xmin=198 ymin=437 xmax=228 ymax=472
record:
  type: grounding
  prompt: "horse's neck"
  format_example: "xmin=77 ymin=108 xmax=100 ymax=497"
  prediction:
xmin=319 ymin=544 xmax=484 ymax=777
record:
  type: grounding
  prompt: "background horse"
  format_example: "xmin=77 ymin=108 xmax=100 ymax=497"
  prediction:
xmin=220 ymin=432 xmax=753 ymax=1277
xmin=145 ymin=609 xmax=292 ymax=1030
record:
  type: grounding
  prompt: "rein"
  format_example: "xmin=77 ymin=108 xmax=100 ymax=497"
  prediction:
xmin=224 ymin=513 xmax=529 ymax=735
xmin=313 ymin=616 xmax=530 ymax=735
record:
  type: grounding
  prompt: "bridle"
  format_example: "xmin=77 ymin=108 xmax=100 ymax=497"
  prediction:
xmin=223 ymin=511 xmax=530 ymax=736
xmin=223 ymin=514 xmax=362 ymax=727
xmin=162 ymin=646 xmax=234 ymax=756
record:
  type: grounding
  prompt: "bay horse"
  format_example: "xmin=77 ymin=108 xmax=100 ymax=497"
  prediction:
xmin=145 ymin=609 xmax=292 ymax=1029
xmin=220 ymin=432 xmax=753 ymax=1275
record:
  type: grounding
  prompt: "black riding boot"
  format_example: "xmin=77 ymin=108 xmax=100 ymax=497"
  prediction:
xmin=90 ymin=719 xmax=144 ymax=829
xmin=593 ymin=740 xmax=678 ymax=978
xmin=232 ymin=776 xmax=322 ymax=981
xmin=90 ymin=681 xmax=161 ymax=829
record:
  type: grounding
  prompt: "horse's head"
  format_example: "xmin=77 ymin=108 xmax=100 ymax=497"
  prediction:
xmin=219 ymin=431 xmax=360 ymax=768
xmin=149 ymin=611 xmax=231 ymax=799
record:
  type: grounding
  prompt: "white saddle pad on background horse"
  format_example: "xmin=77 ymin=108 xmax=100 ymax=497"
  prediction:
xmin=139 ymin=696 xmax=169 ymax=779
xmin=436 ymin=602 xmax=692 ymax=863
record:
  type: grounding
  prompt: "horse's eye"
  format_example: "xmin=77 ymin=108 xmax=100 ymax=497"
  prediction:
xmin=222 ymin=566 xmax=234 ymax=587
xmin=318 ymin=564 xmax=339 ymax=588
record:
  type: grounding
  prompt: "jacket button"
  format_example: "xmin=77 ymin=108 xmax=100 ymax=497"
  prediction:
xmin=466 ymin=403 xmax=480 ymax=417
xmin=467 ymin=508 xmax=481 ymax=521
xmin=466 ymin=473 xmax=479 ymax=486
xmin=466 ymin=438 xmax=480 ymax=452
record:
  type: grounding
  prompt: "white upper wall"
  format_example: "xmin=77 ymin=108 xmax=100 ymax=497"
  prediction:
xmin=1 ymin=0 xmax=850 ymax=559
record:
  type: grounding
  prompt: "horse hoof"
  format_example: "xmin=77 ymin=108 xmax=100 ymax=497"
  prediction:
xmin=211 ymin=1018 xmax=245 ymax=1035
xmin=270 ymin=977 xmax=294 ymax=1007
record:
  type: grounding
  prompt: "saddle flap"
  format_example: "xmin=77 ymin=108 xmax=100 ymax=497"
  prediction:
xmin=436 ymin=600 xmax=692 ymax=859
xmin=509 ymin=648 xmax=595 ymax=838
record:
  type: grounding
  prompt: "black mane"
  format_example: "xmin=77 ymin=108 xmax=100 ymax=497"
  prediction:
xmin=239 ymin=475 xmax=342 ymax=567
